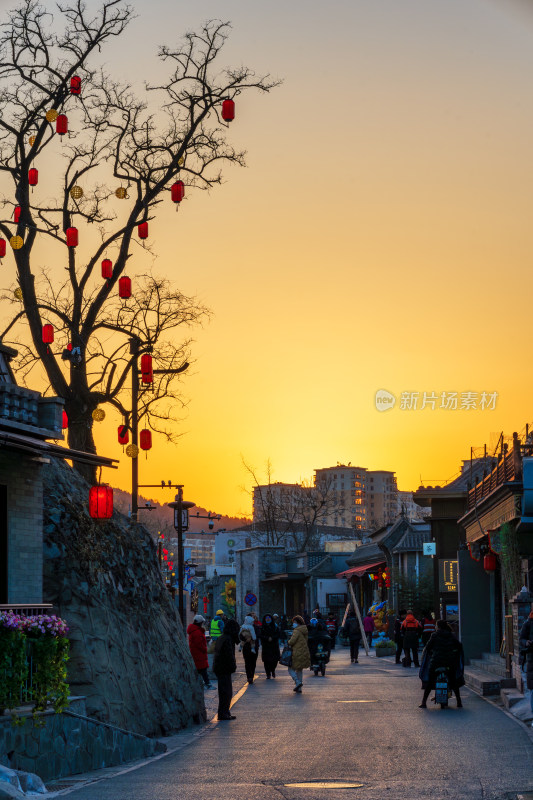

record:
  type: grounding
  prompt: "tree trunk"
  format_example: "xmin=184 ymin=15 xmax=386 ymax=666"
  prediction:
xmin=66 ymin=400 xmax=98 ymax=485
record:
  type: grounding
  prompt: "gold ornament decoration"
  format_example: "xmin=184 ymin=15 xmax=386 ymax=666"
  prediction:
xmin=115 ymin=187 xmax=128 ymax=199
xmin=70 ymin=185 xmax=83 ymax=200
xmin=92 ymin=407 xmax=105 ymax=422
xmin=14 ymin=287 xmax=23 ymax=300
xmin=178 ymin=157 xmax=184 ymax=167
xmin=10 ymin=236 xmax=23 ymax=250
xmin=126 ymin=443 xmax=139 ymax=458
xmin=45 ymin=109 xmax=58 ymax=123
xmin=29 ymin=135 xmax=36 ymax=146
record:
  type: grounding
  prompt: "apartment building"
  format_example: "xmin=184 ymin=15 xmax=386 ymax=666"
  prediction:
xmin=314 ymin=464 xmax=368 ymax=530
xmin=252 ymin=482 xmax=301 ymax=522
xmin=314 ymin=464 xmax=399 ymax=531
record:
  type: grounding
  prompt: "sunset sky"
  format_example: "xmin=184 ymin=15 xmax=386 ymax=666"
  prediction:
xmin=3 ymin=0 xmax=533 ymax=517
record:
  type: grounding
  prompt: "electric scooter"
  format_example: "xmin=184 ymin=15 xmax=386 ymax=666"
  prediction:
xmin=311 ymin=641 xmax=330 ymax=676
xmin=434 ymin=667 xmax=450 ymax=709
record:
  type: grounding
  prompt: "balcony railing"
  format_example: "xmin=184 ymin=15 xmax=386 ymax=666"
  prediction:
xmin=0 ymin=603 xmax=53 ymax=616
xmin=467 ymin=449 xmax=520 ymax=509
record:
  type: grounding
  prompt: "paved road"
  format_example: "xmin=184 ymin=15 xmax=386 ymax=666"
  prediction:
xmin=63 ymin=649 xmax=533 ymax=800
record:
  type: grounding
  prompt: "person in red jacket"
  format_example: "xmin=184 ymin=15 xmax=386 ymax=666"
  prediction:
xmin=187 ymin=614 xmax=212 ymax=689
xmin=401 ymin=609 xmax=422 ymax=667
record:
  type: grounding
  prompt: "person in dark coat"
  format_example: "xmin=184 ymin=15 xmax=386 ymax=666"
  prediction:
xmin=418 ymin=619 xmax=465 ymax=708
xmin=260 ymin=614 xmax=280 ymax=678
xmin=344 ymin=608 xmax=362 ymax=664
xmin=394 ymin=610 xmax=407 ymax=664
xmin=519 ymin=609 xmax=533 ymax=722
xmin=308 ymin=618 xmax=332 ymax=668
xmin=325 ymin=612 xmax=338 ymax=650
xmin=187 ymin=614 xmax=211 ymax=688
xmin=213 ymin=617 xmax=240 ymax=720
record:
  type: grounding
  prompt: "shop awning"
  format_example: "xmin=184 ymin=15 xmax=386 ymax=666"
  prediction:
xmin=336 ymin=560 xmax=385 ymax=580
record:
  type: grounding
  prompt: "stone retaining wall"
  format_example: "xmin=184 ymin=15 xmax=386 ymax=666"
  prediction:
xmin=0 ymin=698 xmax=164 ymax=782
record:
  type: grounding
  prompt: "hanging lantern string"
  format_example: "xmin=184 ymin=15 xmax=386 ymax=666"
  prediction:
xmin=98 ymin=465 xmax=102 ymax=486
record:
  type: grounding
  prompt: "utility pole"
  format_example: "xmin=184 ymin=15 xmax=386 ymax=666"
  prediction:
xmin=130 ymin=337 xmax=140 ymax=523
xmin=128 ymin=333 xmax=188 ymax=524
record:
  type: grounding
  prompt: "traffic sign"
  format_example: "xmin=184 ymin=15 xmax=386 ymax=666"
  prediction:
xmin=244 ymin=592 xmax=257 ymax=606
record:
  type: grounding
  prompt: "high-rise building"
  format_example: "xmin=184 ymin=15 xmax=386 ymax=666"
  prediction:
xmin=314 ymin=464 xmax=368 ymax=530
xmin=314 ymin=464 xmax=399 ymax=531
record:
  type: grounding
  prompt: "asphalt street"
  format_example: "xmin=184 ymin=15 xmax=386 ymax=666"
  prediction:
xmin=56 ymin=649 xmax=533 ymax=800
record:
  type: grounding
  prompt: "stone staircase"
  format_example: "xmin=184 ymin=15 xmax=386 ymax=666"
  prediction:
xmin=464 ymin=652 xmax=516 ymax=696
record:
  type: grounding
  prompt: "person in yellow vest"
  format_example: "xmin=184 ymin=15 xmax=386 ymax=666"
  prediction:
xmin=210 ymin=610 xmax=225 ymax=641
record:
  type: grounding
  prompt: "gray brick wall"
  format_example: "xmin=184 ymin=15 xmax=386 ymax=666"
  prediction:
xmin=0 ymin=450 xmax=43 ymax=603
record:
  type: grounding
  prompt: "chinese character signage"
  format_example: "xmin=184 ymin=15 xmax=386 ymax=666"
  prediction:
xmin=439 ymin=559 xmax=458 ymax=592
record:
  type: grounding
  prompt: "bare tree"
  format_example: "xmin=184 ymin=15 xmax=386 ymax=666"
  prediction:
xmin=0 ymin=1 xmax=279 ymax=480
xmin=243 ymin=459 xmax=337 ymax=552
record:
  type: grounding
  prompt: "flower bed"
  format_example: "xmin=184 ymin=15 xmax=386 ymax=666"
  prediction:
xmin=0 ymin=611 xmax=69 ymax=718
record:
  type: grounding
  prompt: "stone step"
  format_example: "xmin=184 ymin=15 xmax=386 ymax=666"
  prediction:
xmin=464 ymin=666 xmax=516 ymax=695
xmin=479 ymin=652 xmax=506 ymax=667
xmin=464 ymin=666 xmax=502 ymax=696
xmin=501 ymin=688 xmax=525 ymax=710
xmin=469 ymin=658 xmax=508 ymax=678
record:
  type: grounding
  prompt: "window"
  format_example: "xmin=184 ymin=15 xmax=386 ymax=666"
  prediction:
xmin=355 ymin=499 xmax=362 ymax=505
xmin=355 ymin=481 xmax=361 ymax=487
xmin=326 ymin=593 xmax=347 ymax=607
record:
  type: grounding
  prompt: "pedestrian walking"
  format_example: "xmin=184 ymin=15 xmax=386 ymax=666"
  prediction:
xmin=260 ymin=614 xmax=280 ymax=678
xmin=519 ymin=608 xmax=533 ymax=726
xmin=325 ymin=612 xmax=338 ymax=650
xmin=239 ymin=614 xmax=258 ymax=684
xmin=421 ymin=612 xmax=435 ymax=647
xmin=251 ymin=611 xmax=262 ymax=654
xmin=187 ymin=614 xmax=212 ymax=689
xmin=279 ymin=614 xmax=289 ymax=644
xmin=343 ymin=608 xmax=362 ymax=663
xmin=419 ymin=620 xmax=465 ymax=708
xmin=287 ymin=615 xmax=311 ymax=693
xmin=394 ymin=609 xmax=407 ymax=664
xmin=401 ymin=609 xmax=422 ymax=667
xmin=213 ymin=617 xmax=240 ymax=720
xmin=210 ymin=609 xmax=225 ymax=641
xmin=363 ymin=611 xmax=376 ymax=647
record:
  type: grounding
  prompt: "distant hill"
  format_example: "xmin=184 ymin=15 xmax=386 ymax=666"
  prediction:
xmin=112 ymin=487 xmax=251 ymax=539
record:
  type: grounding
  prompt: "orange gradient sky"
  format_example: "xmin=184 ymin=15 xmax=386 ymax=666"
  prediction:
xmin=4 ymin=0 xmax=533 ymax=516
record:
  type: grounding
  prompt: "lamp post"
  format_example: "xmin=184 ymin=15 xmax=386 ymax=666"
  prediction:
xmin=168 ymin=486 xmax=195 ymax=625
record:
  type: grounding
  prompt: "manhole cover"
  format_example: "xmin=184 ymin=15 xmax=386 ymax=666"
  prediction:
xmin=337 ymin=700 xmax=378 ymax=703
xmin=284 ymin=783 xmax=364 ymax=789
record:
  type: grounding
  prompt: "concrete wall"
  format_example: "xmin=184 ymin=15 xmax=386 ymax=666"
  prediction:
xmin=0 ymin=450 xmax=43 ymax=604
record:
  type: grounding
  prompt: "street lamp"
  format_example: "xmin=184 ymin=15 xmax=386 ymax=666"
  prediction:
xmin=168 ymin=487 xmax=195 ymax=625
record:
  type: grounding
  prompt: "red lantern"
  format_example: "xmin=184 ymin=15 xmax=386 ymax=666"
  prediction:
xmin=89 ymin=485 xmax=113 ymax=519
xmin=162 ymin=549 xmax=168 ymax=555
xmin=101 ymin=258 xmax=113 ymax=279
xmin=70 ymin=76 xmax=81 ymax=95
xmin=118 ymin=276 xmax=131 ymax=299
xmin=139 ymin=428 xmax=152 ymax=450
xmin=28 ymin=168 xmax=38 ymax=186
xmin=67 ymin=342 xmax=73 ymax=351
xmin=140 ymin=353 xmax=153 ymax=384
xmin=171 ymin=181 xmax=185 ymax=203
xmin=14 ymin=206 xmax=21 ymax=223
xmin=118 ymin=425 xmax=129 ymax=445
xmin=138 ymin=222 xmax=148 ymax=239
xmin=483 ymin=553 xmax=497 ymax=573
xmin=62 ymin=410 xmax=68 ymax=429
xmin=0 ymin=239 xmax=5 ymax=258
xmin=66 ymin=227 xmax=78 ymax=247
xmin=42 ymin=324 xmax=54 ymax=344
xmin=56 ymin=114 xmax=68 ymax=136
xmin=203 ymin=596 xmax=208 ymax=613
xmin=222 ymin=98 xmax=235 ymax=122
